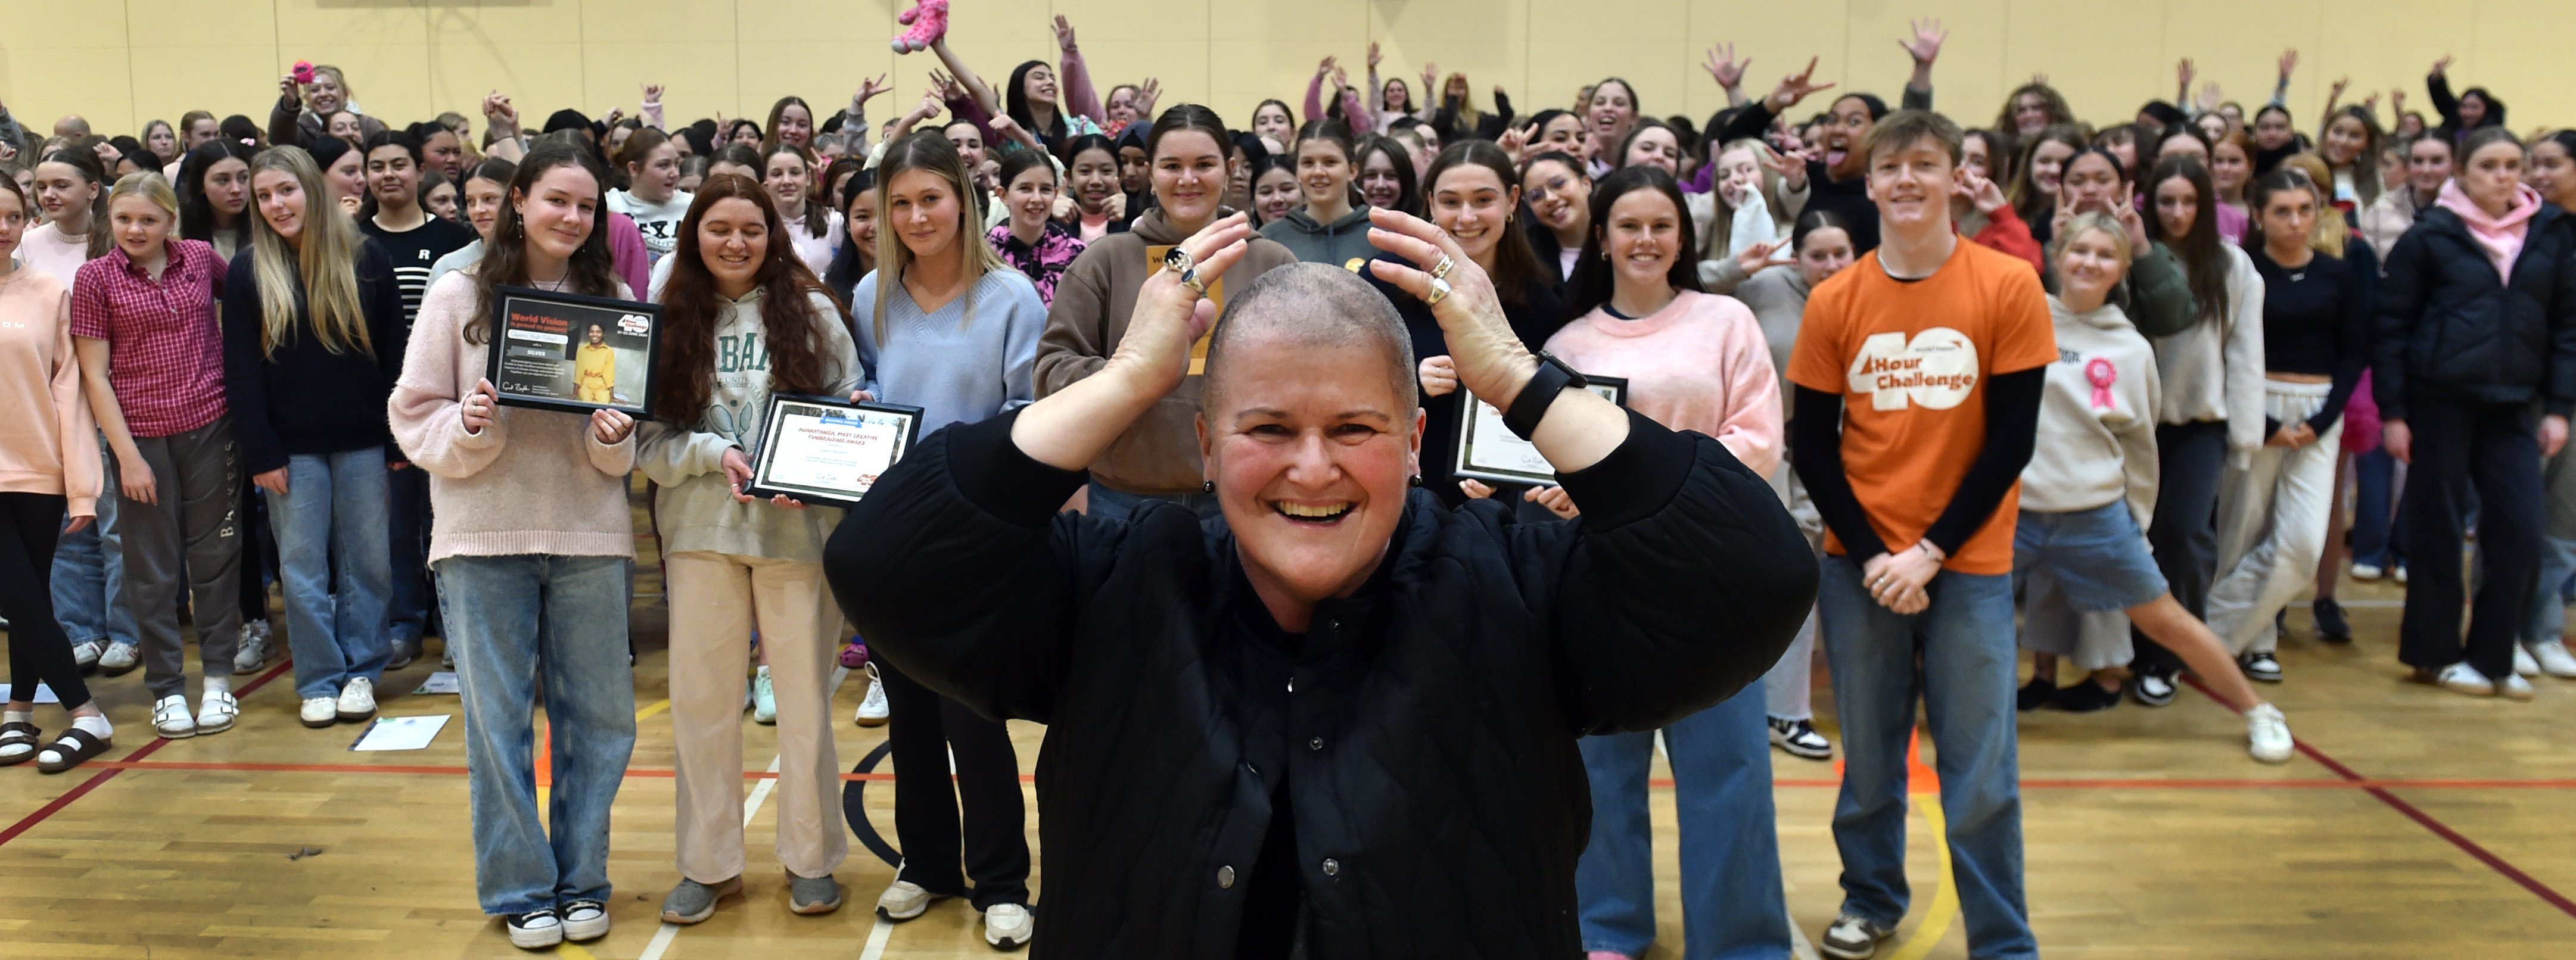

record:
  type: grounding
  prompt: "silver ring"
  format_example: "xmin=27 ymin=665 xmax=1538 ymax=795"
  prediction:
xmin=1431 ymin=255 xmax=1457 ymax=280
xmin=1164 ymin=246 xmax=1196 ymax=276
xmin=1180 ymin=267 xmax=1208 ymax=295
xmin=1424 ymin=276 xmax=1452 ymax=306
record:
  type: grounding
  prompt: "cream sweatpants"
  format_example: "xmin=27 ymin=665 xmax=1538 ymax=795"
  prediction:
xmin=2205 ymin=381 xmax=2343 ymax=656
xmin=665 ymin=551 xmax=848 ymax=883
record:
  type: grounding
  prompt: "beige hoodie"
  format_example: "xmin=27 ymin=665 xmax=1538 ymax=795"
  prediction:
xmin=0 ymin=267 xmax=101 ymax=518
xmin=2024 ymin=295 xmax=2161 ymax=528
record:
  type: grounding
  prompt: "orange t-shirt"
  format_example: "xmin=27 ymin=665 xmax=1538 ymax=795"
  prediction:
xmin=1785 ymin=240 xmax=2055 ymax=575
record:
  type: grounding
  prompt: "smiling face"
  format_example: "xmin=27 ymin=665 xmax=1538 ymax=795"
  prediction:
xmin=1153 ymin=130 xmax=1229 ymax=227
xmin=1252 ymin=102 xmax=1294 ymax=143
xmin=1295 ymin=138 xmax=1352 ymax=208
xmin=327 ymin=111 xmax=363 ymax=146
xmin=1796 ymin=225 xmax=1855 ymax=285
xmin=1600 ymin=187 xmax=1681 ymax=294
xmin=2529 ymin=140 xmax=2576 ymax=210
xmin=885 ymin=167 xmax=962 ymax=263
xmin=1254 ymin=166 xmax=1301 ymax=223
xmin=1107 ymin=86 xmax=1141 ymax=125
xmin=2211 ymin=140 xmax=2251 ymax=197
xmin=1118 ymin=144 xmax=1150 ymax=193
xmin=512 ymin=165 xmax=601 ymax=264
xmin=1024 ymin=66 xmax=1060 ymax=107
xmin=2028 ymin=140 xmax=2075 ymax=197
xmin=33 ymin=162 xmax=95 ymax=227
xmin=1586 ymin=81 xmax=1637 ymax=145
xmin=1202 ymin=333 xmax=1421 ymax=613
xmin=306 ymin=72 xmax=346 ymax=116
xmin=324 ymin=150 xmax=366 ymax=201
xmin=1621 ymin=126 xmax=1680 ymax=175
xmin=108 ymin=194 xmax=173 ymax=261
xmin=630 ymin=141 xmax=681 ymax=202
xmin=1539 ymin=113 xmax=1586 ymax=155
xmin=2152 ymin=174 xmax=2199 ymax=239
xmin=463 ymin=177 xmax=507 ymax=241
xmin=2322 ymin=115 xmax=2369 ymax=167
xmin=1429 ymin=164 xmax=1516 ymax=266
xmin=2058 ymin=152 xmax=2125 ymax=214
xmin=694 ymin=196 xmax=769 ymax=292
xmin=1713 ymin=145 xmax=1765 ymax=208
xmin=2055 ymin=226 xmax=2127 ymax=304
xmin=763 ymin=151 xmax=809 ymax=213
xmin=2253 ymin=108 xmax=2293 ymax=151
xmin=1070 ymin=147 xmax=1119 ymax=212
xmin=251 ymin=168 xmax=308 ymax=242
xmin=1523 ymin=158 xmax=1589 ymax=234
xmin=365 ymin=144 xmax=419 ymax=208
xmin=1863 ymin=135 xmax=1953 ymax=234
xmin=1004 ymin=163 xmax=1058 ymax=232
xmin=943 ymin=122 xmax=987 ymax=173
xmin=1823 ymin=98 xmax=1875 ymax=180
xmin=1959 ymin=137 xmax=1990 ymax=180
xmin=776 ymin=104 xmax=813 ymax=148
xmin=2457 ymin=92 xmax=2488 ymax=127
xmin=203 ymin=157 xmax=251 ymax=218
xmin=2012 ymin=92 xmax=2051 ymax=136
xmin=1357 ymin=149 xmax=1403 ymax=210
xmin=1383 ymin=78 xmax=1411 ymax=113
xmin=846 ymin=187 xmax=879 ymax=264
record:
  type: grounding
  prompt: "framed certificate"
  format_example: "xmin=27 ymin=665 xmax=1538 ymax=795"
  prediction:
xmin=744 ymin=394 xmax=926 ymax=510
xmin=1450 ymin=375 xmax=1628 ymax=487
xmin=484 ymin=285 xmax=664 ymax=416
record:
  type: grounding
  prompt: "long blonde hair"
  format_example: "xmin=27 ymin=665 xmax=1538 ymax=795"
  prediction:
xmin=246 ymin=147 xmax=372 ymax=358
xmin=872 ymin=132 xmax=1005 ymax=345
xmin=1700 ymin=138 xmax=1791 ymax=262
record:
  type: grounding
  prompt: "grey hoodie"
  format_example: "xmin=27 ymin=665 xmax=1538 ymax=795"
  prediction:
xmin=1258 ymin=205 xmax=1378 ymax=269
xmin=2024 ymin=295 xmax=2162 ymax=527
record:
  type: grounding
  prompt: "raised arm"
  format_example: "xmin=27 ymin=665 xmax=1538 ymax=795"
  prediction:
xmin=1053 ymin=16 xmax=1106 ymax=123
xmin=926 ymin=36 xmax=1002 ymax=119
xmin=1898 ymin=17 xmax=1945 ymax=108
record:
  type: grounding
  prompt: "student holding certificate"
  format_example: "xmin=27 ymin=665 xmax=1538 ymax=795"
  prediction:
xmin=636 ymin=173 xmax=861 ymax=925
xmin=845 ymin=131 xmax=1047 ymax=949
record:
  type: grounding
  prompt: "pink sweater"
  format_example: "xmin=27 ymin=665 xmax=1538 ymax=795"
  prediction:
xmin=0 ymin=267 xmax=101 ymax=518
xmin=1545 ymin=289 xmax=1784 ymax=477
xmin=388 ymin=270 xmax=637 ymax=562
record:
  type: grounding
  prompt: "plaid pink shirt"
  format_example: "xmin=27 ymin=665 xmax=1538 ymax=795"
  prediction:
xmin=69 ymin=239 xmax=229 ymax=438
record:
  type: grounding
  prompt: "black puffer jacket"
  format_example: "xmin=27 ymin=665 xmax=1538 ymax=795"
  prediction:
xmin=2372 ymin=202 xmax=2576 ymax=421
xmin=825 ymin=408 xmax=1813 ymax=958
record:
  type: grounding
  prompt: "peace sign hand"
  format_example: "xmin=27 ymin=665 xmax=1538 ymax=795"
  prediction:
xmin=1764 ymin=57 xmax=1835 ymax=114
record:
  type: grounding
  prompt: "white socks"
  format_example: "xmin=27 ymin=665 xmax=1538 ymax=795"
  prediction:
xmin=71 ymin=713 xmax=114 ymax=739
xmin=3 ymin=709 xmax=30 ymax=727
xmin=203 ymin=676 xmax=231 ymax=697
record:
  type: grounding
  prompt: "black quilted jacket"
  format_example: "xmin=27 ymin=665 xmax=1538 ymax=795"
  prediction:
xmin=824 ymin=408 xmax=1815 ymax=958
xmin=2373 ymin=202 xmax=2576 ymax=421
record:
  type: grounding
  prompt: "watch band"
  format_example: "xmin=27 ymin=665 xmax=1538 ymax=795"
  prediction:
xmin=1502 ymin=353 xmax=1588 ymax=441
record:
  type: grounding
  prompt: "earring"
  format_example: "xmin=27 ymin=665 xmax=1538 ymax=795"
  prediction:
xmin=1408 ymin=474 xmax=1423 ymax=488
xmin=1601 ymin=248 xmax=1611 ymax=260
xmin=1202 ymin=480 xmax=1215 ymax=493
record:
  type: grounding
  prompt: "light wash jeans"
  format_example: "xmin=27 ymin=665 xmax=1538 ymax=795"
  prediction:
xmin=2525 ymin=535 xmax=2576 ymax=644
xmin=437 ymin=553 xmax=636 ymax=917
xmin=265 ymin=450 xmax=394 ymax=700
xmin=1575 ymin=684 xmax=1788 ymax=959
xmin=50 ymin=463 xmax=136 ymax=649
xmin=1817 ymin=556 xmax=2034 ymax=959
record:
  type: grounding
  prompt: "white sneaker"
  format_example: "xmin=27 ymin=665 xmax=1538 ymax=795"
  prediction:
xmin=505 ymin=909 xmax=563 ymax=949
xmin=752 ymin=666 xmax=777 ymax=725
xmin=300 ymin=697 xmax=338 ymax=728
xmin=875 ymin=879 xmax=945 ymax=921
xmin=2245 ymin=703 xmax=2294 ymax=763
xmin=2350 ymin=562 xmax=2384 ymax=581
xmin=234 ymin=621 xmax=272 ymax=672
xmin=336 ymin=677 xmax=377 ymax=722
xmin=983 ymin=902 xmax=1034 ymax=949
xmin=153 ymin=695 xmax=197 ymax=738
xmin=2435 ymin=662 xmax=2496 ymax=697
xmin=2394 ymin=565 xmax=2409 ymax=584
xmin=98 ymin=641 xmax=140 ymax=675
xmin=1818 ymin=913 xmax=1894 ymax=959
xmin=2514 ymin=644 xmax=2541 ymax=678
xmin=855 ymin=663 xmax=889 ymax=728
xmin=195 ymin=689 xmax=238 ymax=734
xmin=2499 ymin=672 xmax=2535 ymax=701
xmin=71 ymin=640 xmax=103 ymax=669
xmin=558 ymin=899 xmax=609 ymax=942
xmin=2530 ymin=639 xmax=2576 ymax=678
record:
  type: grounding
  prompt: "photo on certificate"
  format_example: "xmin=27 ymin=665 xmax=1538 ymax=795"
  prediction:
xmin=745 ymin=394 xmax=926 ymax=510
xmin=1451 ymin=375 xmax=1628 ymax=487
xmin=484 ymin=285 xmax=663 ymax=416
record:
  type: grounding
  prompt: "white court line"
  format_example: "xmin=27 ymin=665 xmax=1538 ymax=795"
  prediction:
xmin=858 ymin=915 xmax=896 ymax=959
xmin=1790 ymin=912 xmax=1822 ymax=960
xmin=636 ymin=755 xmax=786 ymax=960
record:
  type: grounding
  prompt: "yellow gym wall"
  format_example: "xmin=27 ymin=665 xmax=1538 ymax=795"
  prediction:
xmin=4 ymin=0 xmax=2565 ymax=144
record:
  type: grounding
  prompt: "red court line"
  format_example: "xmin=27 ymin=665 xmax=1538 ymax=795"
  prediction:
xmin=0 ymin=659 xmax=297 ymax=849
xmin=2181 ymin=674 xmax=2576 ymax=921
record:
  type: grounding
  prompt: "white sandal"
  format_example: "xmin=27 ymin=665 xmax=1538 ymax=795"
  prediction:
xmin=153 ymin=695 xmax=197 ymax=739
xmin=194 ymin=690 xmax=238 ymax=735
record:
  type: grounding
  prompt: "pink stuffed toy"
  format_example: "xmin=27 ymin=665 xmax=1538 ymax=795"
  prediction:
xmin=892 ymin=0 xmax=948 ymax=54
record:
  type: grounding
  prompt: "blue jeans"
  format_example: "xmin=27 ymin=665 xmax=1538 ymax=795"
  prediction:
xmin=436 ymin=553 xmax=636 ymax=917
xmin=1817 ymin=556 xmax=2034 ymax=959
xmin=2525 ymin=535 xmax=2576 ymax=643
xmin=1085 ymin=481 xmax=1222 ymax=523
xmin=49 ymin=444 xmax=135 ymax=648
xmin=387 ymin=465 xmax=435 ymax=643
xmin=2351 ymin=447 xmax=2403 ymax=571
xmin=265 ymin=451 xmax=393 ymax=699
xmin=1575 ymin=685 xmax=1787 ymax=960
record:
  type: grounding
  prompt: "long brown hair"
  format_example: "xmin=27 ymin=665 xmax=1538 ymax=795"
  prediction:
xmin=1421 ymin=139 xmax=1541 ymax=309
xmin=468 ymin=142 xmax=620 ymax=344
xmin=651 ymin=174 xmax=838 ymax=423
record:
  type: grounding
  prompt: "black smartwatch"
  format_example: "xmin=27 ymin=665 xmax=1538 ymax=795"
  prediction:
xmin=1502 ymin=352 xmax=1588 ymax=440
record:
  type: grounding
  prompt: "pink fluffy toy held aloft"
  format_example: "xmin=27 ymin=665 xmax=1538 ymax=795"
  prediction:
xmin=892 ymin=0 xmax=950 ymax=54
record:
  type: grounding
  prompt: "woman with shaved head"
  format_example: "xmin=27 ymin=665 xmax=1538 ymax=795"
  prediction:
xmin=824 ymin=207 xmax=1813 ymax=955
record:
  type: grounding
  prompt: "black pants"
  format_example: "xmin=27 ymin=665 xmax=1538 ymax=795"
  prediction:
xmin=2397 ymin=396 xmax=2541 ymax=680
xmin=876 ymin=657 xmax=1031 ymax=909
xmin=237 ymin=481 xmax=275 ymax=624
xmin=386 ymin=466 xmax=436 ymax=643
xmin=2133 ymin=420 xmax=2229 ymax=675
xmin=0 ymin=493 xmax=93 ymax=711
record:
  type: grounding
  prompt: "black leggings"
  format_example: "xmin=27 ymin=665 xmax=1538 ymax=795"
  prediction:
xmin=875 ymin=657 xmax=1031 ymax=909
xmin=0 ymin=493 xmax=93 ymax=711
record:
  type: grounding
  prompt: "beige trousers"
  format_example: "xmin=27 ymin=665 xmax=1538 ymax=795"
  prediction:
xmin=665 ymin=551 xmax=848 ymax=883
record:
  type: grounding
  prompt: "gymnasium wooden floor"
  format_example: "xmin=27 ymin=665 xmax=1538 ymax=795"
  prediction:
xmin=3 ymin=503 xmax=2572 ymax=958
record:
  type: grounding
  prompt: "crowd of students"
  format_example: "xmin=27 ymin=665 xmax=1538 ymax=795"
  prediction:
xmin=1 ymin=10 xmax=2572 ymax=958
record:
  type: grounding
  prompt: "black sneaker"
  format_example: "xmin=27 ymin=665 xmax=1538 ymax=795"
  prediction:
xmin=505 ymin=909 xmax=563 ymax=949
xmin=2016 ymin=677 xmax=2056 ymax=712
xmin=1768 ymin=716 xmax=1834 ymax=760
xmin=2130 ymin=669 xmax=2177 ymax=706
xmin=2312 ymin=598 xmax=2351 ymax=643
xmin=2241 ymin=651 xmax=2283 ymax=683
xmin=2049 ymin=680 xmax=2122 ymax=713
xmin=386 ymin=638 xmax=422 ymax=671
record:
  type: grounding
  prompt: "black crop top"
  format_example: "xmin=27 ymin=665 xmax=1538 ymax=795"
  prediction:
xmin=2250 ymin=240 xmax=2377 ymax=436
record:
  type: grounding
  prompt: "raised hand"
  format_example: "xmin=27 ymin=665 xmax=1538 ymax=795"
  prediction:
xmin=854 ymin=74 xmax=891 ymax=109
xmin=1496 ymin=124 xmax=1529 ymax=164
xmin=1763 ymin=57 xmax=1835 ymax=114
xmin=1734 ymin=238 xmax=1792 ymax=279
xmin=1052 ymin=14 xmax=1078 ymax=52
xmin=1956 ymin=169 xmax=2008 ymax=214
xmin=1364 ymin=208 xmax=1526 ymax=407
xmin=2278 ymin=48 xmax=2299 ymax=82
xmin=2177 ymin=57 xmax=2195 ymax=90
xmin=1135 ymin=77 xmax=1163 ymax=116
xmin=2430 ymin=54 xmax=2453 ymax=77
xmin=1759 ymin=145 xmax=1809 ymax=193
xmin=1704 ymin=42 xmax=1749 ymax=90
xmin=2030 ymin=71 xmax=2051 ymax=87
xmin=1899 ymin=18 xmax=1947 ymax=65
xmin=1111 ymin=214 xmax=1254 ymax=394
xmin=910 ymin=87 xmax=945 ymax=121
xmin=1317 ymin=55 xmax=1338 ymax=79
xmin=1367 ymin=41 xmax=1383 ymax=70
xmin=1331 ymin=65 xmax=1352 ymax=93
xmin=643 ymin=83 xmax=665 ymax=104
xmin=2196 ymin=82 xmax=2223 ymax=114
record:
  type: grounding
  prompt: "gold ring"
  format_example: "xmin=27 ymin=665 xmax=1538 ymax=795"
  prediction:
xmin=1431 ymin=255 xmax=1456 ymax=280
xmin=1180 ymin=267 xmax=1208 ymax=295
xmin=1163 ymin=246 xmax=1196 ymax=276
xmin=1424 ymin=276 xmax=1451 ymax=306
